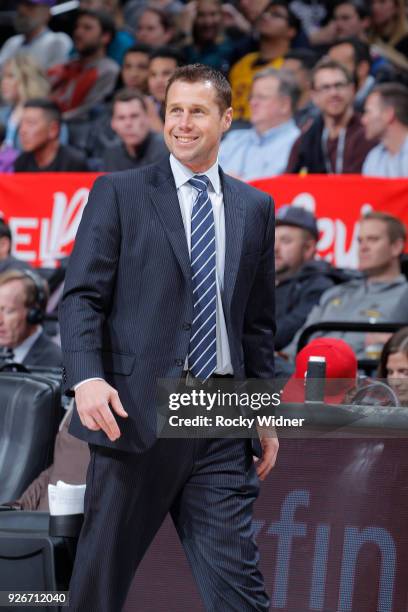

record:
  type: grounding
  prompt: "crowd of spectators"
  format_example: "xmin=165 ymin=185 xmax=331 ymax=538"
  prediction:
xmin=0 ymin=3 xmax=407 ymax=400
xmin=0 ymin=0 xmax=406 ymax=175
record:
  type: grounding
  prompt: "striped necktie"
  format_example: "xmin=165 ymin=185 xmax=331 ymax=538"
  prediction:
xmin=188 ymin=175 xmax=217 ymax=380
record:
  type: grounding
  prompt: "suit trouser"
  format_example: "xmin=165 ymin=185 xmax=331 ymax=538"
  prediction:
xmin=67 ymin=437 xmax=270 ymax=612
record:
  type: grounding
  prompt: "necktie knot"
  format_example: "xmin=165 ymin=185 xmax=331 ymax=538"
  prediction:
xmin=189 ymin=175 xmax=210 ymax=193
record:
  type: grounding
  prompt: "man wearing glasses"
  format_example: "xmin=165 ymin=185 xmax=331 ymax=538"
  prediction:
xmin=286 ymin=57 xmax=377 ymax=174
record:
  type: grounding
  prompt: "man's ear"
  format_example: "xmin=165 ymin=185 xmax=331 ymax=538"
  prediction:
xmin=222 ymin=107 xmax=233 ymax=132
xmin=391 ymin=238 xmax=405 ymax=259
xmin=102 ymin=31 xmax=113 ymax=48
xmin=357 ymin=60 xmax=370 ymax=83
xmin=48 ymin=120 xmax=60 ymax=141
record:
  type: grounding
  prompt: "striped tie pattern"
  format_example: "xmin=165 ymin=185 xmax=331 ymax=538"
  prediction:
xmin=188 ymin=175 xmax=217 ymax=380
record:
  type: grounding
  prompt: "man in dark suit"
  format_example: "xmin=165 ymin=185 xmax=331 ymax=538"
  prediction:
xmin=60 ymin=64 xmax=278 ymax=611
xmin=0 ymin=268 xmax=62 ymax=368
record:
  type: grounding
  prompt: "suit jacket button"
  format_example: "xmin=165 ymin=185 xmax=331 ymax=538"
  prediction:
xmin=182 ymin=323 xmax=191 ymax=331
xmin=175 ymin=359 xmax=184 ymax=367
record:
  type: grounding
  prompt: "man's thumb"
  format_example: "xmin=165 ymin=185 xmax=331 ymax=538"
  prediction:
xmin=110 ymin=390 xmax=128 ymax=418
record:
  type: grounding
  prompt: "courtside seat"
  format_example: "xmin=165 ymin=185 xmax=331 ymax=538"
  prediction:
xmin=0 ymin=370 xmax=62 ymax=504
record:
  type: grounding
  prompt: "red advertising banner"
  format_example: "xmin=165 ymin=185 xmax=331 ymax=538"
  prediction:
xmin=0 ymin=173 xmax=407 ymax=268
xmin=252 ymin=175 xmax=408 ymax=267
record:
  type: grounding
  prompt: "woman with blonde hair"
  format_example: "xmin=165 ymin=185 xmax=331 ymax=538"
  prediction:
xmin=0 ymin=52 xmax=50 ymax=150
xmin=369 ymin=0 xmax=408 ymax=59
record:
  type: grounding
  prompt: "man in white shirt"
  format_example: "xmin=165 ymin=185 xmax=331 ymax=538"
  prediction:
xmin=0 ymin=0 xmax=72 ymax=70
xmin=362 ymin=83 xmax=408 ymax=177
xmin=60 ymin=64 xmax=278 ymax=611
xmin=0 ymin=269 xmax=61 ymax=367
xmin=220 ymin=67 xmax=301 ymax=180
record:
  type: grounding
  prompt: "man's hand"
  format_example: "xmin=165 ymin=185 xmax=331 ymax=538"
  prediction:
xmin=255 ymin=434 xmax=279 ymax=481
xmin=74 ymin=380 xmax=128 ymax=442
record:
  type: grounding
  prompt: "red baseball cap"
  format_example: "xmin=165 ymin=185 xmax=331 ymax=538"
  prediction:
xmin=282 ymin=338 xmax=358 ymax=404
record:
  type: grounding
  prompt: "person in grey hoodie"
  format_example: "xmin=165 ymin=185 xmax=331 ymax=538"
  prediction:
xmin=283 ymin=211 xmax=408 ymax=360
xmin=275 ymin=205 xmax=347 ymax=351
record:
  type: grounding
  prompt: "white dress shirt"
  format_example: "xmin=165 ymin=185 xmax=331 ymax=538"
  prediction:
xmin=12 ymin=326 xmax=42 ymax=364
xmin=170 ymin=154 xmax=233 ymax=374
xmin=75 ymin=155 xmax=233 ymax=390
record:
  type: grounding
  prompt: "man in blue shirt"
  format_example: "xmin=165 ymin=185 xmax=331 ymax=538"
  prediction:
xmin=362 ymin=83 xmax=408 ymax=177
xmin=219 ymin=67 xmax=301 ymax=180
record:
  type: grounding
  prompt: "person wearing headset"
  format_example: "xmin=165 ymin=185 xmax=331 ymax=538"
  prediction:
xmin=0 ymin=267 xmax=62 ymax=367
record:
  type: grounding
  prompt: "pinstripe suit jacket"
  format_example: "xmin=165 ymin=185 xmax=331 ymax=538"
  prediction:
xmin=59 ymin=157 xmax=276 ymax=452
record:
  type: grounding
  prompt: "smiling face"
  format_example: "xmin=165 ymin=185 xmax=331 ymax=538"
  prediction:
xmin=164 ymin=79 xmax=232 ymax=172
xmin=312 ymin=67 xmax=354 ymax=119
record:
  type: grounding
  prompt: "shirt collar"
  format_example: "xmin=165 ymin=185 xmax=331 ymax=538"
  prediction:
xmin=252 ymin=119 xmax=297 ymax=143
xmin=23 ymin=27 xmax=49 ymax=45
xmin=13 ymin=326 xmax=42 ymax=363
xmin=169 ymin=153 xmax=221 ymax=194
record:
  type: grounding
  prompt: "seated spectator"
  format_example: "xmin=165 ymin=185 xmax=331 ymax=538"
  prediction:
xmin=48 ymin=9 xmax=119 ymax=121
xmin=69 ymin=44 xmax=153 ymax=160
xmin=0 ymin=268 xmax=62 ymax=367
xmin=146 ymin=46 xmax=184 ymax=131
xmin=7 ymin=402 xmax=90 ymax=511
xmin=229 ymin=0 xmax=300 ymax=122
xmin=332 ymin=0 xmax=371 ymax=41
xmin=102 ymin=89 xmax=167 ymax=171
xmin=377 ymin=327 xmax=408 ymax=406
xmin=368 ymin=0 xmax=408 ymax=59
xmin=135 ymin=7 xmax=175 ymax=48
xmin=0 ymin=53 xmax=50 ymax=151
xmin=14 ymin=99 xmax=89 ymax=172
xmin=282 ymin=336 xmax=398 ymax=406
xmin=0 ymin=219 xmax=33 ymax=274
xmin=362 ymin=83 xmax=408 ymax=177
xmin=284 ymin=212 xmax=408 ymax=360
xmin=0 ymin=0 xmax=72 ymax=70
xmin=274 ymin=205 xmax=344 ymax=351
xmin=182 ymin=0 xmax=244 ymax=74
xmin=125 ymin=0 xmax=183 ymax=32
xmin=286 ymin=58 xmax=377 ymax=174
xmin=80 ymin=0 xmax=135 ymax=65
xmin=328 ymin=37 xmax=375 ymax=111
xmin=282 ymin=48 xmax=320 ymax=129
xmin=219 ymin=68 xmax=300 ymax=179
xmin=120 ymin=44 xmax=152 ymax=93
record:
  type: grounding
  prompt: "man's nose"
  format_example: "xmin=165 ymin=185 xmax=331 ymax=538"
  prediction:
xmin=178 ymin=112 xmax=193 ymax=128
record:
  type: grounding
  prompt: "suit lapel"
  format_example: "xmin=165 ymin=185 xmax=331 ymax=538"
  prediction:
xmin=149 ymin=159 xmax=191 ymax=283
xmin=221 ymin=171 xmax=246 ymax=315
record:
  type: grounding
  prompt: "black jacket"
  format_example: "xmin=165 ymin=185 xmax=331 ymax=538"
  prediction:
xmin=275 ymin=260 xmax=347 ymax=350
xmin=23 ymin=332 xmax=62 ymax=368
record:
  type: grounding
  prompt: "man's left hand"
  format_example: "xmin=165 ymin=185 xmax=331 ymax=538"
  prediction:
xmin=256 ymin=435 xmax=279 ymax=481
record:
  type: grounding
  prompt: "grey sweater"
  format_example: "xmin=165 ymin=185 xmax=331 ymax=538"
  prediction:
xmin=284 ymin=274 xmax=408 ymax=360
